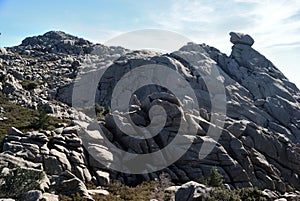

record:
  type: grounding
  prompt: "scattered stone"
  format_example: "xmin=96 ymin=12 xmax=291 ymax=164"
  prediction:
xmin=87 ymin=189 xmax=109 ymax=196
xmin=25 ymin=190 xmax=43 ymax=201
xmin=0 ymin=47 xmax=7 ymax=54
xmin=95 ymin=170 xmax=110 ymax=186
xmin=42 ymin=193 xmax=59 ymax=201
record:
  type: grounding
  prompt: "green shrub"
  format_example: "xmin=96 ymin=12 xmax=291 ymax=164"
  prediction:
xmin=202 ymin=187 xmax=268 ymax=201
xmin=208 ymin=167 xmax=223 ymax=187
xmin=55 ymin=179 xmax=268 ymax=201
xmin=195 ymin=177 xmax=208 ymax=185
xmin=203 ymin=187 xmax=240 ymax=201
xmin=32 ymin=105 xmax=50 ymax=130
xmin=154 ymin=172 xmax=172 ymax=201
xmin=78 ymin=104 xmax=110 ymax=120
xmin=103 ymin=181 xmax=156 ymax=200
xmin=95 ymin=104 xmax=110 ymax=120
xmin=0 ymin=167 xmax=44 ymax=200
xmin=196 ymin=167 xmax=223 ymax=187
xmin=237 ymin=187 xmax=268 ymax=201
xmin=0 ymin=92 xmax=38 ymax=138
xmin=59 ymin=193 xmax=89 ymax=201
xmin=21 ymin=80 xmax=39 ymax=91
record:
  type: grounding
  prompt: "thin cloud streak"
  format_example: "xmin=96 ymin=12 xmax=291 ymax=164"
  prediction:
xmin=151 ymin=0 xmax=300 ymax=49
xmin=149 ymin=0 xmax=300 ymax=87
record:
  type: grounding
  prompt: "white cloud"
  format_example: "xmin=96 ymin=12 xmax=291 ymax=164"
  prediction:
xmin=64 ymin=24 xmax=123 ymax=45
xmin=152 ymin=0 xmax=300 ymax=48
xmin=241 ymin=0 xmax=300 ymax=47
xmin=149 ymin=0 xmax=300 ymax=87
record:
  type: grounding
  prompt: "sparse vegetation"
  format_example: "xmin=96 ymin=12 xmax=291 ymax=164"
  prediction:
xmin=208 ymin=167 xmax=223 ymax=187
xmin=21 ymin=80 xmax=39 ymax=91
xmin=57 ymin=178 xmax=269 ymax=201
xmin=196 ymin=167 xmax=223 ymax=187
xmin=154 ymin=172 xmax=172 ymax=201
xmin=59 ymin=181 xmax=157 ymax=201
xmin=95 ymin=104 xmax=110 ymax=120
xmin=59 ymin=173 xmax=172 ymax=201
xmin=59 ymin=193 xmax=88 ymax=201
xmin=195 ymin=167 xmax=267 ymax=201
xmin=202 ymin=187 xmax=268 ymax=201
xmin=0 ymin=92 xmax=68 ymax=139
xmin=78 ymin=104 xmax=110 ymax=120
xmin=0 ymin=167 xmax=45 ymax=200
xmin=33 ymin=105 xmax=50 ymax=130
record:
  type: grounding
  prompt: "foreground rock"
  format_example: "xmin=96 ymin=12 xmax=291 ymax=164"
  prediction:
xmin=175 ymin=181 xmax=211 ymax=201
xmin=0 ymin=126 xmax=110 ymax=200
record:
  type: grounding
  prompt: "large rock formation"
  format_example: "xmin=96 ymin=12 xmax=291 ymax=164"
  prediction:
xmin=88 ymin=32 xmax=300 ymax=193
xmin=0 ymin=31 xmax=299 ymax=200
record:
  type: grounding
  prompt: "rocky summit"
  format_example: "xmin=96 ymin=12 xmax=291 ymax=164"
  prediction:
xmin=0 ymin=31 xmax=300 ymax=201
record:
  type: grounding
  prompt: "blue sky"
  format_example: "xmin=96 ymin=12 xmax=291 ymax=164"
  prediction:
xmin=0 ymin=0 xmax=300 ymax=87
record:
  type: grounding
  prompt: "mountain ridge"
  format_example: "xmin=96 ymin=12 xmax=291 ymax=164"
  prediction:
xmin=0 ymin=30 xmax=299 ymax=200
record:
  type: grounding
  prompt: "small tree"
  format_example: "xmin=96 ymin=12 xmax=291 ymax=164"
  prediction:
xmin=208 ymin=167 xmax=223 ymax=187
xmin=155 ymin=172 xmax=172 ymax=201
xmin=21 ymin=80 xmax=39 ymax=91
xmin=34 ymin=105 xmax=49 ymax=130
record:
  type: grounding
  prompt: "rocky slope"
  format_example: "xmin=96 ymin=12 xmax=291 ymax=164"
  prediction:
xmin=0 ymin=31 xmax=299 ymax=200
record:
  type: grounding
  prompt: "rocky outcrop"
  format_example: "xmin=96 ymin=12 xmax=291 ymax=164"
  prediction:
xmin=2 ymin=126 xmax=92 ymax=180
xmin=0 ymin=31 xmax=300 ymax=199
xmin=54 ymin=170 xmax=93 ymax=200
xmin=0 ymin=125 xmax=110 ymax=200
xmin=82 ymin=32 xmax=300 ymax=193
xmin=0 ymin=31 xmax=129 ymax=119
xmin=17 ymin=31 xmax=93 ymax=55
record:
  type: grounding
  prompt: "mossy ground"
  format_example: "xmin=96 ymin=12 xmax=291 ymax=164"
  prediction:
xmin=59 ymin=181 xmax=157 ymax=201
xmin=0 ymin=92 xmax=68 ymax=139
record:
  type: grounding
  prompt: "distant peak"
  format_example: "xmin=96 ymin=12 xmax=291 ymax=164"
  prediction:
xmin=43 ymin=31 xmax=72 ymax=40
xmin=21 ymin=30 xmax=92 ymax=46
xmin=18 ymin=30 xmax=93 ymax=55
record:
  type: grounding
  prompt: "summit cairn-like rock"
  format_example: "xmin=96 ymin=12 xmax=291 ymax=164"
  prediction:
xmin=229 ymin=32 xmax=255 ymax=46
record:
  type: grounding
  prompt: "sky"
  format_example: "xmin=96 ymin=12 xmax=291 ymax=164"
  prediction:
xmin=0 ymin=0 xmax=299 ymax=88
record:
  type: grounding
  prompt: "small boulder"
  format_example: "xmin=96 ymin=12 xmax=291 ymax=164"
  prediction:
xmin=175 ymin=181 xmax=210 ymax=201
xmin=42 ymin=193 xmax=59 ymax=201
xmin=87 ymin=189 xmax=109 ymax=196
xmin=95 ymin=170 xmax=110 ymax=186
xmin=0 ymin=47 xmax=7 ymax=55
xmin=71 ymin=60 xmax=80 ymax=68
xmin=230 ymin=32 xmax=254 ymax=46
xmin=54 ymin=170 xmax=93 ymax=201
xmin=8 ymin=127 xmax=23 ymax=136
xmin=25 ymin=190 xmax=42 ymax=201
